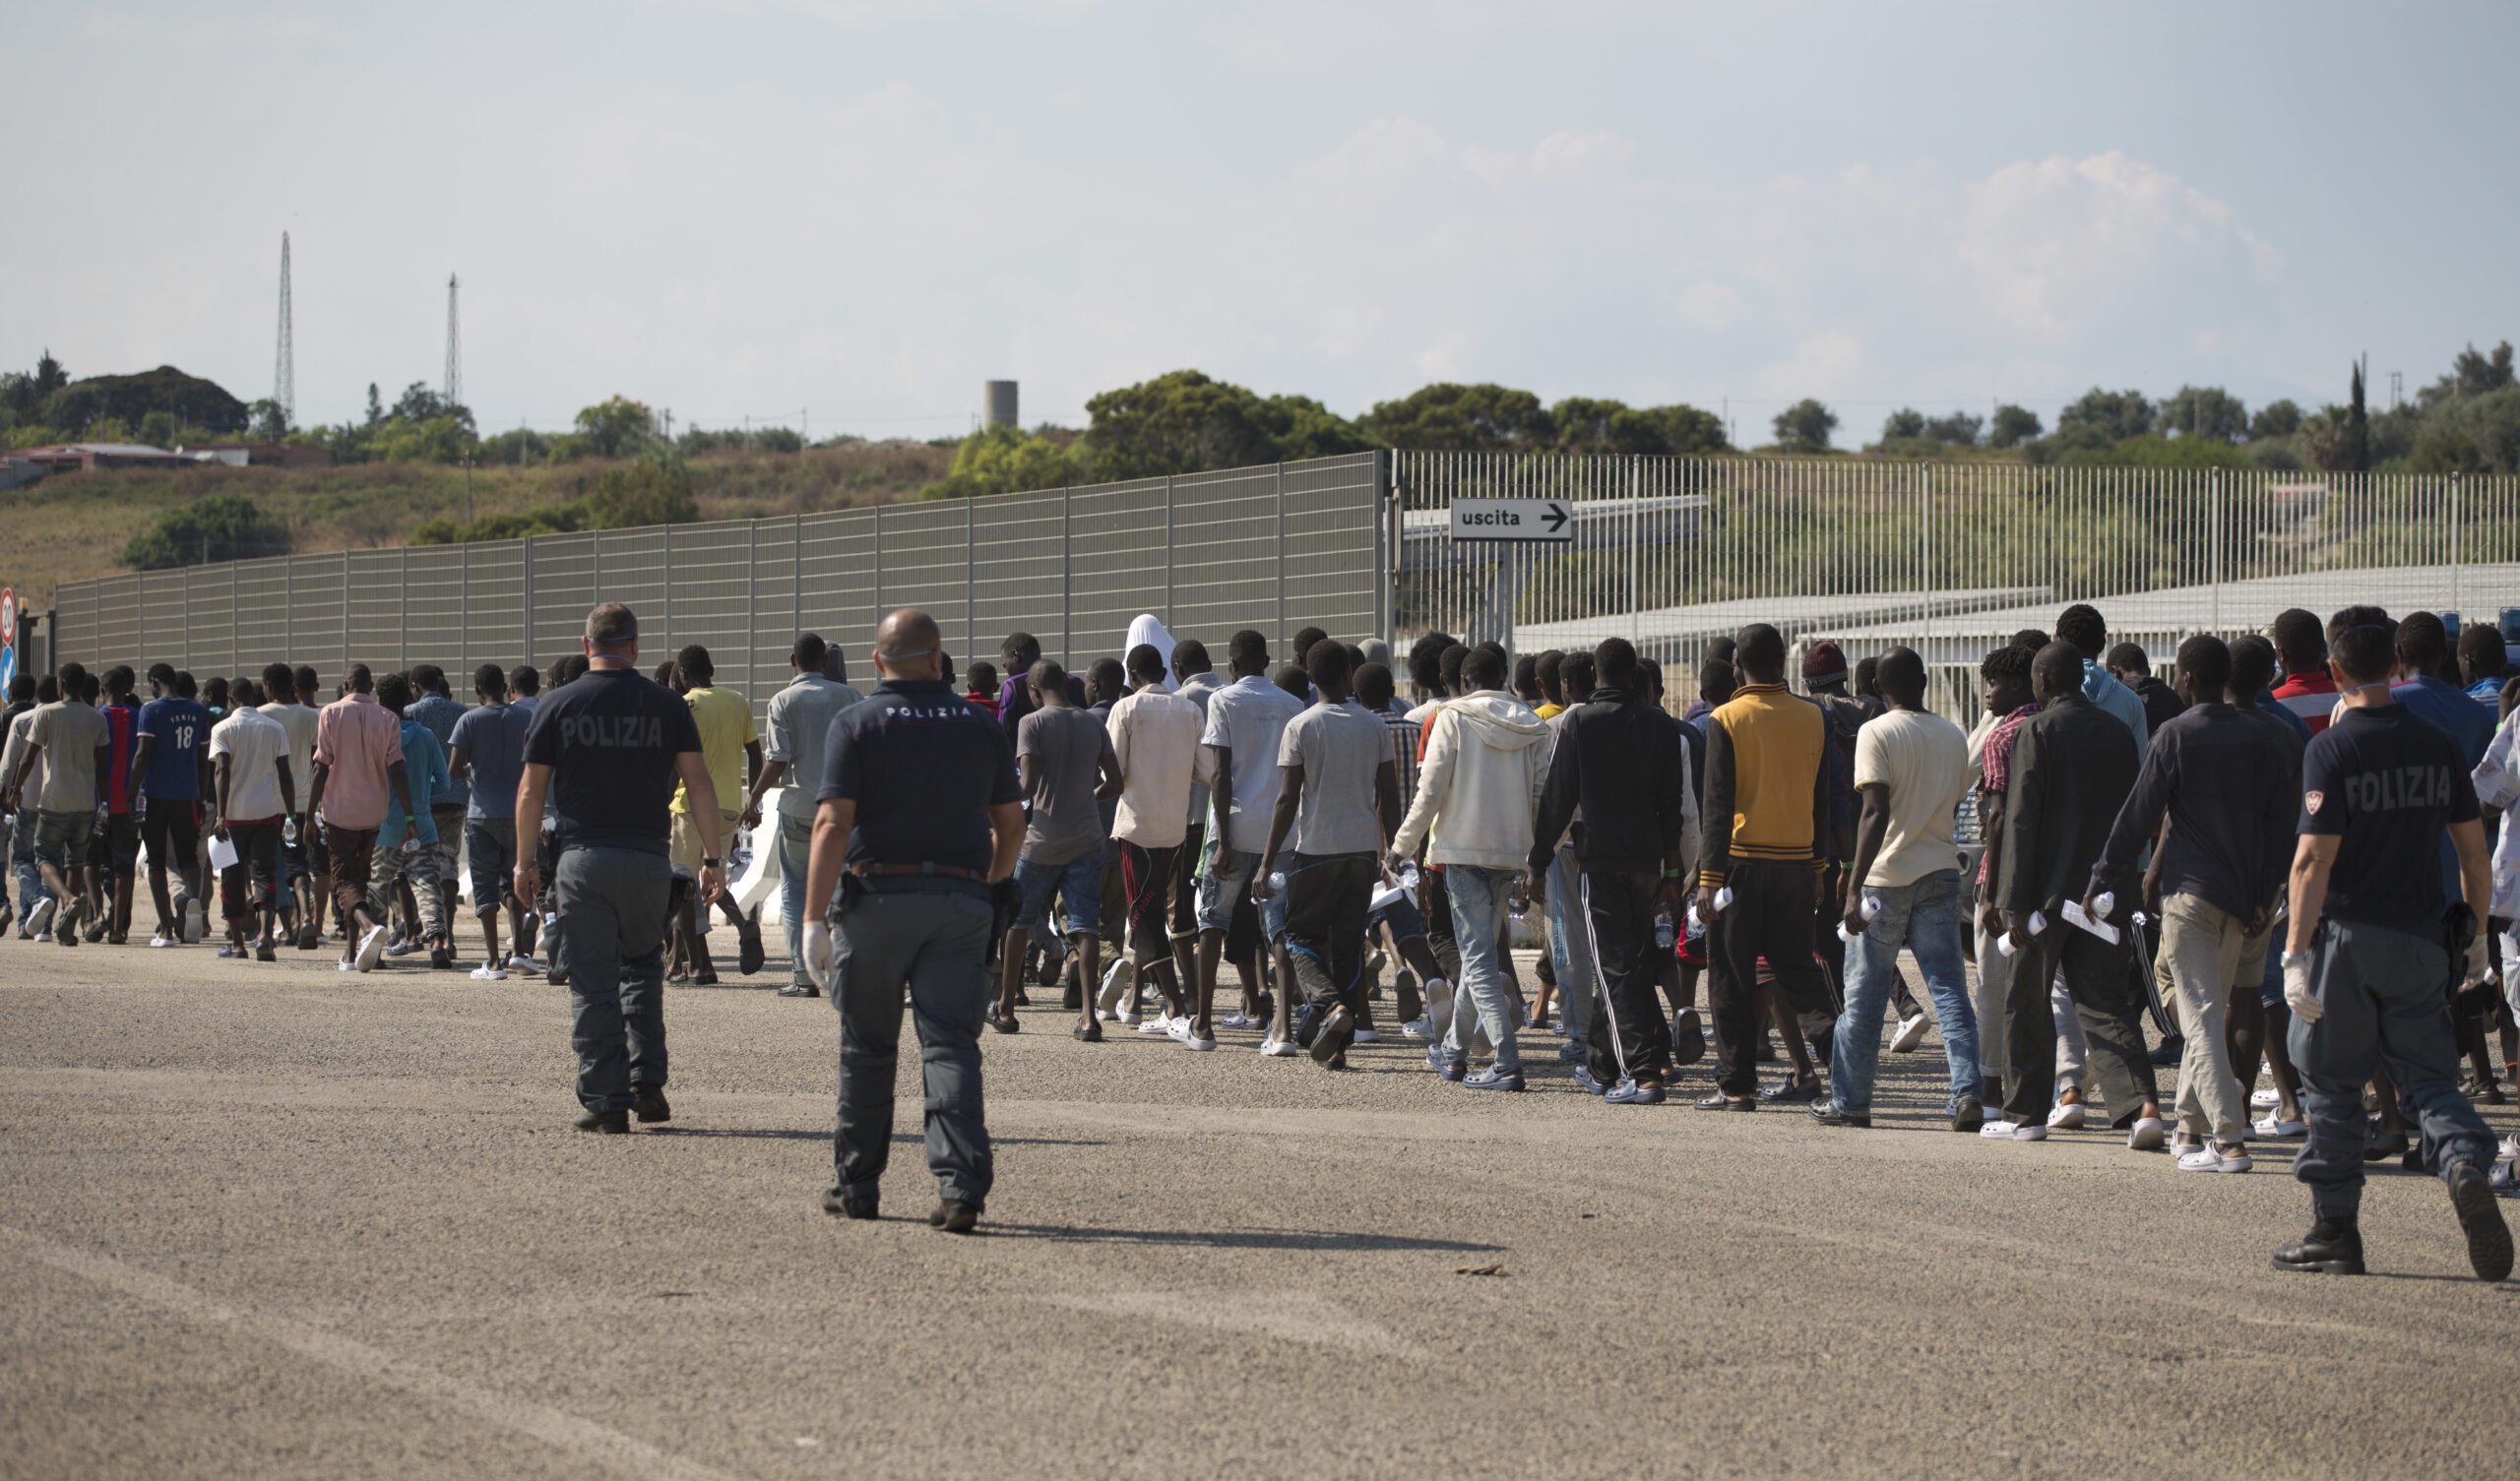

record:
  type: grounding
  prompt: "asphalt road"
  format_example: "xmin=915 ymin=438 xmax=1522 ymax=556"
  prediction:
xmin=4 ymin=928 xmax=2514 ymax=1480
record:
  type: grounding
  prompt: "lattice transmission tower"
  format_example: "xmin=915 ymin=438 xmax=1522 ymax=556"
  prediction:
xmin=273 ymin=232 xmax=294 ymax=428
xmin=443 ymin=273 xmax=463 ymax=408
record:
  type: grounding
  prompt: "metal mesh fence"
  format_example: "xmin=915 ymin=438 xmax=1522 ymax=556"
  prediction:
xmin=48 ymin=453 xmax=1386 ymax=718
xmin=1397 ymin=452 xmax=2520 ymax=728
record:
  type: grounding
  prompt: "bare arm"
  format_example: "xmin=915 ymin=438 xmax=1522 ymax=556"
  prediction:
xmin=986 ymin=802 xmax=1024 ymax=883
xmin=804 ymin=797 xmax=856 ymax=925
xmin=1843 ymin=783 xmax=1891 ymax=934
xmin=1254 ymin=763 xmax=1304 ymax=897
xmin=674 ymin=751 xmax=725 ymax=901
xmin=2284 ymin=833 xmax=2342 ymax=956
xmin=511 ymin=763 xmax=552 ymax=902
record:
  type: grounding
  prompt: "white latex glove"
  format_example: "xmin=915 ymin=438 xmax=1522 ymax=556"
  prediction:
xmin=2283 ymin=951 xmax=2320 ymax=1023
xmin=802 ymin=920 xmax=835 ymax=991
xmin=2465 ymin=934 xmax=2492 ymax=992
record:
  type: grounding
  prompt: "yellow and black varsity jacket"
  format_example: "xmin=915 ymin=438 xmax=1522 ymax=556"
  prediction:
xmin=1696 ymin=680 xmax=1830 ymax=891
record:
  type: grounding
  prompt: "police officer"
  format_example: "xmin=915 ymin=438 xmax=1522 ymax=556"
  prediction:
xmin=802 ymin=608 xmax=1023 ymax=1233
xmin=514 ymin=603 xmax=723 ymax=1135
xmin=2276 ymin=619 xmax=2511 ymax=1280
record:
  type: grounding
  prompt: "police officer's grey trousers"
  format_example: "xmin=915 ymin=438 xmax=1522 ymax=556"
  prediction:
xmin=833 ymin=889 xmax=995 ymax=1211
xmin=2291 ymin=917 xmax=2497 ymax=1219
xmin=556 ymin=845 xmax=671 ymax=1113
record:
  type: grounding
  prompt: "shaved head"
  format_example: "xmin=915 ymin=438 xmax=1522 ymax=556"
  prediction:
xmin=875 ymin=608 xmax=944 ymax=681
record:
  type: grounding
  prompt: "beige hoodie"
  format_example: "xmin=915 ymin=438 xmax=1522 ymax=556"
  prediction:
xmin=1391 ymin=691 xmax=1550 ymax=870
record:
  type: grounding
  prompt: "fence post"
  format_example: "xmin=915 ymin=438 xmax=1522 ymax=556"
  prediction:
xmin=1061 ymin=490 xmax=1074 ymax=665
xmin=460 ymin=544 xmax=470 ymax=674
xmin=284 ymin=559 xmax=293 ymax=666
xmin=522 ymin=535 xmax=536 ymax=665
xmin=2209 ymin=470 xmax=2223 ymax=636
xmin=661 ymin=524 xmax=673 ymax=642
xmin=1164 ymin=473 xmax=1175 ymax=628
xmin=400 ymin=548 xmax=410 ymax=670
xmin=1921 ymin=463 xmax=1933 ymax=656
xmin=178 ymin=571 xmax=189 ymax=672
xmin=341 ymin=560 xmax=349 ymax=675
xmin=746 ymin=520 xmax=760 ymax=710
xmin=1274 ymin=463 xmax=1287 ymax=653
xmin=965 ymin=493 xmax=976 ymax=661
xmin=872 ymin=506 xmax=883 ymax=642
xmin=2451 ymin=471 xmax=2464 ymax=618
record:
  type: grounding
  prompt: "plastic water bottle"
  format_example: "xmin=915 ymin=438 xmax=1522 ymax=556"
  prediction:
xmin=1713 ymin=886 xmax=1734 ymax=913
xmin=1654 ymin=910 xmax=1676 ymax=952
xmin=1394 ymin=861 xmax=1420 ymax=892
xmin=283 ymin=817 xmax=298 ymax=847
xmin=1836 ymin=895 xmax=1882 ymax=943
xmin=401 ymin=833 xmax=423 ymax=855
xmin=1259 ymin=870 xmax=1287 ymax=900
xmin=2093 ymin=892 xmax=2116 ymax=919
xmin=1509 ymin=891 xmax=1529 ymax=921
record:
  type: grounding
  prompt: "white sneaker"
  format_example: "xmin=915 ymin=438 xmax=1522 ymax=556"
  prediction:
xmin=149 ymin=932 xmax=177 ymax=949
xmin=2249 ymin=1086 xmax=2281 ymax=1110
xmin=2047 ymin=1100 xmax=2088 ymax=1130
xmin=1352 ymin=1026 xmax=1382 ymax=1044
xmin=1979 ymin=1120 xmax=2048 ymax=1141
xmin=355 ymin=925 xmax=388 ymax=973
xmin=335 ymin=959 xmax=355 ymax=972
xmin=2252 ymin=1112 xmax=2306 ymax=1139
xmin=1095 ymin=960 xmax=1128 ymax=1019
xmin=181 ymin=895 xmax=207 ymax=944
xmin=24 ymin=898 xmax=56 ymax=939
xmin=470 ymin=964 xmax=509 ymax=981
xmin=1889 ymin=1012 xmax=1931 ymax=1053
xmin=1401 ymin=1016 xmax=1432 ymax=1041
xmin=2176 ymin=1145 xmax=2252 ymax=1173
xmin=1259 ymin=1035 xmax=1301 ymax=1058
xmin=507 ymin=955 xmax=541 ymax=975
xmin=1425 ymin=979 xmax=1454 ymax=1040
xmin=2125 ymin=1116 xmax=2169 ymax=1151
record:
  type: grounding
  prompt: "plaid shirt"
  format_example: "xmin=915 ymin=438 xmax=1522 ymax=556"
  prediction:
xmin=1976 ymin=701 xmax=2041 ymax=886
xmin=1383 ymin=710 xmax=1422 ymax=805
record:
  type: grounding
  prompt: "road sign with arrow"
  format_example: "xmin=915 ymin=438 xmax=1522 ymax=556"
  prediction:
xmin=1448 ymin=498 xmax=1574 ymax=544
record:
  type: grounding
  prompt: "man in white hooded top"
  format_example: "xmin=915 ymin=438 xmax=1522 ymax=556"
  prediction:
xmin=1389 ymin=646 xmax=1551 ymax=1091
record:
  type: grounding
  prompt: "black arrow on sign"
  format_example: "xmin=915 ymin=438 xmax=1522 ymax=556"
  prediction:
xmin=1542 ymin=502 xmax=1570 ymax=534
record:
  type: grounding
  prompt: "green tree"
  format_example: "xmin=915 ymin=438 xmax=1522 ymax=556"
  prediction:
xmin=1987 ymin=403 xmax=2043 ymax=448
xmin=2248 ymin=399 xmax=2302 ymax=440
xmin=1879 ymin=408 xmax=1926 ymax=441
xmin=2055 ymin=387 xmax=2155 ymax=446
xmin=2158 ymin=385 xmax=2247 ymax=441
xmin=580 ymin=457 xmax=697 ymax=528
xmin=570 ymin=396 xmax=659 ymax=460
xmin=138 ymin=409 xmax=178 ymax=448
xmin=1547 ymin=398 xmax=1728 ymax=456
xmin=2407 ymin=385 xmax=2520 ymax=475
xmin=246 ymin=399 xmax=290 ymax=441
xmin=1358 ymin=383 xmax=1552 ymax=452
xmin=1923 ymin=410 xmax=1983 ymax=446
xmin=1082 ymin=369 xmax=1370 ymax=478
xmin=364 ymin=383 xmax=385 ymax=429
xmin=2419 ymin=340 xmax=2516 ymax=407
xmin=123 ymin=493 xmax=289 ymax=569
xmin=920 ymin=423 xmax=1087 ymax=498
xmin=39 ymin=365 xmax=248 ymax=437
xmin=32 ymin=349 xmax=68 ymax=400
xmin=1770 ymin=399 xmax=1837 ymax=453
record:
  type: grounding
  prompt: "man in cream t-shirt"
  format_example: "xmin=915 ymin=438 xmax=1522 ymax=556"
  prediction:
xmin=1823 ymin=646 xmax=1984 ymax=1132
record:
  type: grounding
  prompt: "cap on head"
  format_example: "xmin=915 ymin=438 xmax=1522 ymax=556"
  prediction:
xmin=1800 ymin=641 xmax=1847 ymax=687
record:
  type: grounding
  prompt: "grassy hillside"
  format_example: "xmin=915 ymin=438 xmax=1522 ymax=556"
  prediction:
xmin=1 ymin=441 xmax=953 ymax=611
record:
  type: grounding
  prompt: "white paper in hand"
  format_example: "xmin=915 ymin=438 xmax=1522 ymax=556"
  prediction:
xmin=2060 ymin=900 xmax=2120 ymax=945
xmin=208 ymin=833 xmax=240 ymax=873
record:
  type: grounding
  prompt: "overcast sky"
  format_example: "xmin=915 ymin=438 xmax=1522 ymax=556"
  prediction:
xmin=6 ymin=0 xmax=2514 ymax=441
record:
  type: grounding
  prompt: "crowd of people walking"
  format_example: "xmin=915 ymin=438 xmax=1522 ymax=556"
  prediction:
xmin=5 ymin=594 xmax=2514 ymax=1276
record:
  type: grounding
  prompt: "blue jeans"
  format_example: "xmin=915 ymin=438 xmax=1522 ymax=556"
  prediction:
xmin=1014 ymin=849 xmax=1103 ymax=940
xmin=1194 ymin=846 xmax=1289 ymax=942
xmin=779 ymin=811 xmax=812 ymax=985
xmin=1544 ymin=848 xmax=1594 ymax=1044
xmin=1831 ymin=870 xmax=1979 ymax=1116
xmin=1442 ymin=865 xmax=1521 ymax=1072
xmin=11 ymin=823 xmax=50 ymax=927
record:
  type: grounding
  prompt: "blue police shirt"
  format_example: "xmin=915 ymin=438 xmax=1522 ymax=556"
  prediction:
xmin=819 ymin=678 xmax=1019 ymax=896
xmin=522 ymin=668 xmax=704 ymax=855
xmin=2300 ymin=702 xmax=2481 ymax=937
xmin=138 ymin=696 xmax=211 ymax=801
